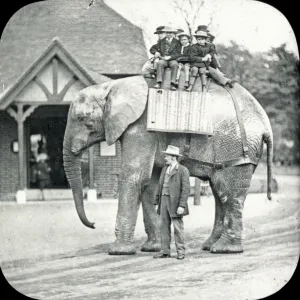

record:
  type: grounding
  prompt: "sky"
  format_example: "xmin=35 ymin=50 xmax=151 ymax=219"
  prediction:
xmin=105 ymin=0 xmax=299 ymax=58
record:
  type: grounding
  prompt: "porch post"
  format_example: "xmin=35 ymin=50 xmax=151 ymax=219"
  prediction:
xmin=16 ymin=104 xmax=26 ymax=203
xmin=7 ymin=104 xmax=38 ymax=203
xmin=87 ymin=145 xmax=97 ymax=201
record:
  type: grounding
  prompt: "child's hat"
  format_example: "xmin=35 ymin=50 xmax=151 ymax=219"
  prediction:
xmin=195 ymin=25 xmax=209 ymax=33
xmin=194 ymin=30 xmax=208 ymax=38
xmin=177 ymin=32 xmax=191 ymax=39
xmin=207 ymin=32 xmax=215 ymax=41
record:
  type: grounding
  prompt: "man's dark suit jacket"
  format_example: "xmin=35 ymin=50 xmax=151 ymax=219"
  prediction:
xmin=149 ymin=37 xmax=181 ymax=61
xmin=206 ymin=42 xmax=219 ymax=69
xmin=154 ymin=164 xmax=190 ymax=217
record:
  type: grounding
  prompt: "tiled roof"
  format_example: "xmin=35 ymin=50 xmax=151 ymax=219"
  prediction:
xmin=0 ymin=38 xmax=113 ymax=109
xmin=0 ymin=0 xmax=147 ymax=94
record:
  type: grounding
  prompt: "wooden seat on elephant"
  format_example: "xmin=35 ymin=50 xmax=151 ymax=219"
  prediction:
xmin=145 ymin=68 xmax=213 ymax=135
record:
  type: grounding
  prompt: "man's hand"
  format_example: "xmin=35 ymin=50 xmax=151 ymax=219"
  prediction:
xmin=203 ymin=54 xmax=212 ymax=62
xmin=162 ymin=56 xmax=171 ymax=60
xmin=177 ymin=206 xmax=184 ymax=215
xmin=154 ymin=52 xmax=161 ymax=58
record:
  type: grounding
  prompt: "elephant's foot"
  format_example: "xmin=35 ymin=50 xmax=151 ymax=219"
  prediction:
xmin=108 ymin=240 xmax=136 ymax=255
xmin=210 ymin=234 xmax=243 ymax=254
xmin=141 ymin=239 xmax=161 ymax=252
xmin=202 ymin=234 xmax=221 ymax=251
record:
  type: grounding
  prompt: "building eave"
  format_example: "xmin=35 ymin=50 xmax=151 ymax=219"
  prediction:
xmin=0 ymin=37 xmax=107 ymax=110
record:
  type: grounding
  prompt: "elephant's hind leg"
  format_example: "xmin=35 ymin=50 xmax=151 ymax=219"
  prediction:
xmin=140 ymin=167 xmax=161 ymax=252
xmin=202 ymin=187 xmax=224 ymax=251
xmin=209 ymin=164 xmax=255 ymax=254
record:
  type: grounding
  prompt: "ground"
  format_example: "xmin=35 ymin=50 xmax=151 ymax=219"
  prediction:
xmin=0 ymin=174 xmax=299 ymax=300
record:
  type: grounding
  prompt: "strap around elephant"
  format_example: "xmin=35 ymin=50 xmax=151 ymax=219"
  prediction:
xmin=184 ymin=156 xmax=259 ymax=169
xmin=224 ymin=86 xmax=249 ymax=158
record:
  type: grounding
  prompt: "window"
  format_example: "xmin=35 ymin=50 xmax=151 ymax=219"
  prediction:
xmin=100 ymin=141 xmax=116 ymax=156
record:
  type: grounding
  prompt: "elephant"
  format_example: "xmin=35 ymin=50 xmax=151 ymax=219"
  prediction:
xmin=63 ymin=75 xmax=273 ymax=255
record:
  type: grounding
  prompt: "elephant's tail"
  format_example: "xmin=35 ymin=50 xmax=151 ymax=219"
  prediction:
xmin=264 ymin=130 xmax=273 ymax=200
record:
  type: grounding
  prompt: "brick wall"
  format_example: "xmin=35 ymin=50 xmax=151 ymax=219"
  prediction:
xmin=0 ymin=109 xmax=122 ymax=201
xmin=0 ymin=111 xmax=19 ymax=201
xmin=93 ymin=141 xmax=121 ymax=198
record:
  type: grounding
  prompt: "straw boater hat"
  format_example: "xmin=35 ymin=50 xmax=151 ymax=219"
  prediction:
xmin=161 ymin=26 xmax=178 ymax=33
xmin=177 ymin=32 xmax=191 ymax=40
xmin=162 ymin=145 xmax=182 ymax=157
xmin=154 ymin=26 xmax=165 ymax=34
xmin=194 ymin=30 xmax=208 ymax=38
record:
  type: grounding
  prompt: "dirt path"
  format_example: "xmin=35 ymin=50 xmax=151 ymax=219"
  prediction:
xmin=1 ymin=175 xmax=299 ymax=299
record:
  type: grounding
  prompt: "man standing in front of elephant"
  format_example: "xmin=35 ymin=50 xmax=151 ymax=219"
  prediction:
xmin=153 ymin=145 xmax=190 ymax=260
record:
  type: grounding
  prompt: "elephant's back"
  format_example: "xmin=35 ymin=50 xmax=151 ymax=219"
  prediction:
xmin=208 ymin=81 xmax=269 ymax=131
xmin=207 ymin=81 xmax=269 ymax=162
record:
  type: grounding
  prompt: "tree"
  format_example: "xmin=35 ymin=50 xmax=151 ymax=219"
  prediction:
xmin=217 ymin=42 xmax=300 ymax=164
xmin=172 ymin=0 xmax=206 ymax=37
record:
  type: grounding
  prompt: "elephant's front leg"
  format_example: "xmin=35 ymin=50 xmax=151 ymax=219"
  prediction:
xmin=108 ymin=127 xmax=158 ymax=255
xmin=140 ymin=167 xmax=161 ymax=252
xmin=108 ymin=166 xmax=142 ymax=255
xmin=209 ymin=165 xmax=254 ymax=253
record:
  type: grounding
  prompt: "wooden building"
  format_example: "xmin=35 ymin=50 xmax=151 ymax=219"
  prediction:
xmin=0 ymin=0 xmax=147 ymax=201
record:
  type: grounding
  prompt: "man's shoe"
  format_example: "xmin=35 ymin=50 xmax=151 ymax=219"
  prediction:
xmin=184 ymin=81 xmax=189 ymax=88
xmin=226 ymin=80 xmax=236 ymax=88
xmin=175 ymin=79 xmax=179 ymax=85
xmin=177 ymin=254 xmax=185 ymax=260
xmin=154 ymin=82 xmax=161 ymax=89
xmin=186 ymin=85 xmax=193 ymax=92
xmin=171 ymin=83 xmax=177 ymax=91
xmin=153 ymin=253 xmax=171 ymax=259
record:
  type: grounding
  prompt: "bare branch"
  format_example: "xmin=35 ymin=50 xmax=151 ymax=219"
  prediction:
xmin=173 ymin=0 xmax=209 ymax=36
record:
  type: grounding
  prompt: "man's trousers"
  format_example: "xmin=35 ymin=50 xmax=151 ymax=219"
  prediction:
xmin=190 ymin=66 xmax=230 ymax=85
xmin=159 ymin=195 xmax=185 ymax=255
xmin=208 ymin=67 xmax=230 ymax=85
xmin=156 ymin=60 xmax=179 ymax=84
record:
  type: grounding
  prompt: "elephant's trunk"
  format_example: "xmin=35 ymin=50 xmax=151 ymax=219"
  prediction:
xmin=63 ymin=137 xmax=95 ymax=229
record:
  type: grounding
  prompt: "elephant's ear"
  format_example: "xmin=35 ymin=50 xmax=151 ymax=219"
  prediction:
xmin=104 ymin=76 xmax=148 ymax=145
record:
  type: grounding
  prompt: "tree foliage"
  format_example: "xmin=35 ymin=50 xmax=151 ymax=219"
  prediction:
xmin=217 ymin=43 xmax=300 ymax=165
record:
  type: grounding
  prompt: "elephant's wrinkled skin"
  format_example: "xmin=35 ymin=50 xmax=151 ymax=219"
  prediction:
xmin=63 ymin=76 xmax=273 ymax=255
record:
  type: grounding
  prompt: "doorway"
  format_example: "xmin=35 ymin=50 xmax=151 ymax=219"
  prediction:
xmin=28 ymin=105 xmax=69 ymax=189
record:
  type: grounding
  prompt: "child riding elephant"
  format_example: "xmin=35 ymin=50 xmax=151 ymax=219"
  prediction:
xmin=187 ymin=26 xmax=235 ymax=92
xmin=175 ymin=32 xmax=193 ymax=88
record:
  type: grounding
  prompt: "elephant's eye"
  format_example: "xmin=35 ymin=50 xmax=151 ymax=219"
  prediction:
xmin=86 ymin=123 xmax=94 ymax=131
